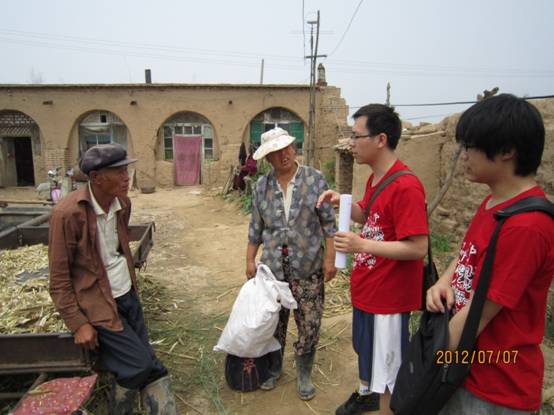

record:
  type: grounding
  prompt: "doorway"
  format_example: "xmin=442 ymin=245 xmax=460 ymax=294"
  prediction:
xmin=174 ymin=135 xmax=202 ymax=185
xmin=7 ymin=137 xmax=35 ymax=186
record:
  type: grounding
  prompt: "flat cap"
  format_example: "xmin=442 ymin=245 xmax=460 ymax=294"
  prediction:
xmin=79 ymin=143 xmax=137 ymax=175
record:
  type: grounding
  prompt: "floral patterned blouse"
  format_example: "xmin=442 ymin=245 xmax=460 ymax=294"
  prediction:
xmin=248 ymin=165 xmax=337 ymax=280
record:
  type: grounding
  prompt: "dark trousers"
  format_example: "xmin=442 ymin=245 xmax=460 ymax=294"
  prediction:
xmin=274 ymin=273 xmax=324 ymax=356
xmin=274 ymin=246 xmax=324 ymax=356
xmin=96 ymin=290 xmax=168 ymax=390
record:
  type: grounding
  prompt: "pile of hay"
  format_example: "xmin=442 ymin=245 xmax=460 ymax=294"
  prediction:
xmin=0 ymin=244 xmax=66 ymax=334
xmin=324 ymin=271 xmax=352 ymax=317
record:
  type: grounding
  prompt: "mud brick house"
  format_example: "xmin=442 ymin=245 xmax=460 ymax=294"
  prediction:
xmin=0 ymin=74 xmax=348 ymax=189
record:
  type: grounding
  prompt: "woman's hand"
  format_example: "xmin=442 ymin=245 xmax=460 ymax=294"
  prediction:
xmin=317 ymin=190 xmax=340 ymax=209
xmin=246 ymin=260 xmax=257 ymax=280
xmin=323 ymin=257 xmax=337 ymax=282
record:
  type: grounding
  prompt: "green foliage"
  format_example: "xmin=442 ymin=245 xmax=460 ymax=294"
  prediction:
xmin=430 ymin=232 xmax=452 ymax=254
xmin=546 ymin=304 xmax=554 ymax=341
xmin=236 ymin=159 xmax=271 ymax=214
xmin=322 ymin=159 xmax=336 ymax=189
xmin=239 ymin=192 xmax=253 ymax=213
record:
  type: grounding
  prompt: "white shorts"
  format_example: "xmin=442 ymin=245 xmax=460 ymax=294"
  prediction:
xmin=352 ymin=309 xmax=410 ymax=394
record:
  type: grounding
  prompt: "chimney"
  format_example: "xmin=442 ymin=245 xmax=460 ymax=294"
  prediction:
xmin=145 ymin=69 xmax=152 ymax=84
xmin=317 ymin=63 xmax=327 ymax=87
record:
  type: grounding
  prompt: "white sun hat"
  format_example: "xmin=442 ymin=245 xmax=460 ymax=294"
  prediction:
xmin=252 ymin=127 xmax=296 ymax=160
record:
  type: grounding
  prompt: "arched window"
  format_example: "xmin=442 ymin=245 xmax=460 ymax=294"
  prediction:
xmin=79 ymin=111 xmax=128 ymax=154
xmin=250 ymin=108 xmax=304 ymax=153
xmin=162 ymin=112 xmax=214 ymax=161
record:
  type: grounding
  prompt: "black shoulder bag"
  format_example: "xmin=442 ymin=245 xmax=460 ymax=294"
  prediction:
xmin=364 ymin=170 xmax=438 ymax=310
xmin=390 ymin=196 xmax=554 ymax=415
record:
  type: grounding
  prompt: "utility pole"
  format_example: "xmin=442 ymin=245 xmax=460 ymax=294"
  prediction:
xmin=305 ymin=10 xmax=326 ymax=167
xmin=386 ymin=82 xmax=391 ymax=106
xmin=260 ymin=59 xmax=264 ymax=84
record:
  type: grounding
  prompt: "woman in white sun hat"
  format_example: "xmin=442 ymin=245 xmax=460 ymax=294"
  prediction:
xmin=246 ymin=127 xmax=337 ymax=400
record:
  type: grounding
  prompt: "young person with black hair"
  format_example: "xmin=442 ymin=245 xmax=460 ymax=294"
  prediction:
xmin=318 ymin=104 xmax=428 ymax=415
xmin=427 ymin=94 xmax=554 ymax=414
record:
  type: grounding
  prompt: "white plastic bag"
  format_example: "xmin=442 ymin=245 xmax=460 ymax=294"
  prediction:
xmin=213 ymin=263 xmax=297 ymax=358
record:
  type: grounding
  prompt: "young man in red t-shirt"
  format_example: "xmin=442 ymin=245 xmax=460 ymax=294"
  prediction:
xmin=318 ymin=104 xmax=429 ymax=415
xmin=427 ymin=94 xmax=554 ymax=414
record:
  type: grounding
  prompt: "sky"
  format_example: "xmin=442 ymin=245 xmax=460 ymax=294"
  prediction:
xmin=1 ymin=0 xmax=553 ymax=124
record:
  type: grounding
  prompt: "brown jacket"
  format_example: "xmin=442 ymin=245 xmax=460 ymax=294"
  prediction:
xmin=48 ymin=185 xmax=138 ymax=332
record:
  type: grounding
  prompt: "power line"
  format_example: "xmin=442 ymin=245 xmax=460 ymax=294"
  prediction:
xmin=404 ymin=113 xmax=452 ymax=120
xmin=328 ymin=0 xmax=364 ymax=56
xmin=0 ymin=36 xmax=306 ymax=72
xmin=1 ymin=29 xmax=553 ymax=79
xmin=395 ymin=100 xmax=477 ymax=107
xmin=323 ymin=94 xmax=554 ymax=110
xmin=0 ymin=29 xmax=302 ymax=63
xmin=395 ymin=94 xmax=554 ymax=107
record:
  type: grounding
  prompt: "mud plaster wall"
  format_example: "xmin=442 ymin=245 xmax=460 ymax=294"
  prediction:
xmin=349 ymin=98 xmax=554 ymax=240
xmin=431 ymin=98 xmax=554 ymax=240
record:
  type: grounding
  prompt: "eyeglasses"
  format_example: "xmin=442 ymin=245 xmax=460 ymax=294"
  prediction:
xmin=461 ymin=142 xmax=477 ymax=150
xmin=350 ymin=133 xmax=372 ymax=141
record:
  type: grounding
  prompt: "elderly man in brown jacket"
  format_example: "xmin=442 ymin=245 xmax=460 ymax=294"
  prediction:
xmin=48 ymin=143 xmax=177 ymax=414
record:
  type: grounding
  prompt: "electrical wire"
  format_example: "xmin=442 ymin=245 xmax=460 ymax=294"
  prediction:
xmin=323 ymin=94 xmax=554 ymax=110
xmin=328 ymin=0 xmax=364 ymax=56
xmin=1 ymin=29 xmax=552 ymax=78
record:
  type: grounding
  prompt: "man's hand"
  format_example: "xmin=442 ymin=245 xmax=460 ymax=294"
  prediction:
xmin=426 ymin=278 xmax=455 ymax=313
xmin=317 ymin=190 xmax=340 ymax=209
xmin=74 ymin=323 xmax=98 ymax=350
xmin=334 ymin=231 xmax=366 ymax=254
xmin=246 ymin=260 xmax=257 ymax=280
xmin=323 ymin=257 xmax=337 ymax=282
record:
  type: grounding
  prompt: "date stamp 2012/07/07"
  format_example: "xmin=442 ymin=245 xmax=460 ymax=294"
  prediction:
xmin=435 ymin=350 xmax=518 ymax=365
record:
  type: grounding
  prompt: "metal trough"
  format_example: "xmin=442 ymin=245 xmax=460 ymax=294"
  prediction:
xmin=0 ymin=220 xmax=155 ymax=379
xmin=0 ymin=334 xmax=90 ymax=375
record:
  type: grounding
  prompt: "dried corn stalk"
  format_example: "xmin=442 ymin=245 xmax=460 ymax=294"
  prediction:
xmin=323 ymin=271 xmax=352 ymax=317
xmin=0 ymin=244 xmax=67 ymax=334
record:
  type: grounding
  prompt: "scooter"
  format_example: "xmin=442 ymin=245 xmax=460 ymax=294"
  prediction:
xmin=47 ymin=167 xmax=62 ymax=204
xmin=36 ymin=167 xmax=76 ymax=204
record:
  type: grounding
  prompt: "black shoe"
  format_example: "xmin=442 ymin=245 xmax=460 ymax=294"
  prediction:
xmin=335 ymin=391 xmax=380 ymax=415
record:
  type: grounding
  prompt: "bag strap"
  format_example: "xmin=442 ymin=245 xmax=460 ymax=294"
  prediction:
xmin=364 ymin=170 xmax=413 ymax=221
xmin=494 ymin=196 xmax=554 ymax=219
xmin=424 ymin=203 xmax=435 ymax=267
xmin=448 ymin=196 xmax=554 ymax=381
xmin=362 ymin=169 xmax=437 ymax=301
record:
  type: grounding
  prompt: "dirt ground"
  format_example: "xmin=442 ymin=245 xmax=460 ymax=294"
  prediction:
xmin=128 ymin=186 xmax=363 ymax=415
xmin=1 ymin=185 xmax=553 ymax=414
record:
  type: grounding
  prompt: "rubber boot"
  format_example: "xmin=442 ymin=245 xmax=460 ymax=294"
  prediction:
xmin=260 ymin=349 xmax=283 ymax=390
xmin=141 ymin=375 xmax=179 ymax=415
xmin=110 ymin=381 xmax=138 ymax=415
xmin=295 ymin=351 xmax=316 ymax=401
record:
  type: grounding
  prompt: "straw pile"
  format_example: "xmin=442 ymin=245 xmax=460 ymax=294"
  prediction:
xmin=0 ymin=244 xmax=67 ymax=334
xmin=323 ymin=271 xmax=352 ymax=317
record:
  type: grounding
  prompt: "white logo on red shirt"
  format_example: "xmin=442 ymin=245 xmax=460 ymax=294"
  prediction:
xmin=353 ymin=212 xmax=384 ymax=270
xmin=452 ymin=241 xmax=478 ymax=312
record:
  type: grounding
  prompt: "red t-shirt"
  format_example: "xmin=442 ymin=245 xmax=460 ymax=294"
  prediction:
xmin=452 ymin=186 xmax=554 ymax=411
xmin=350 ymin=160 xmax=428 ymax=314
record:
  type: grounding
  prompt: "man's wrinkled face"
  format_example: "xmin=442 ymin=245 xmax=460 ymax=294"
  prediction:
xmin=91 ymin=165 xmax=130 ymax=198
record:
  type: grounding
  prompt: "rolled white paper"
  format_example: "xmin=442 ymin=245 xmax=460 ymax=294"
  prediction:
xmin=335 ymin=194 xmax=352 ymax=269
